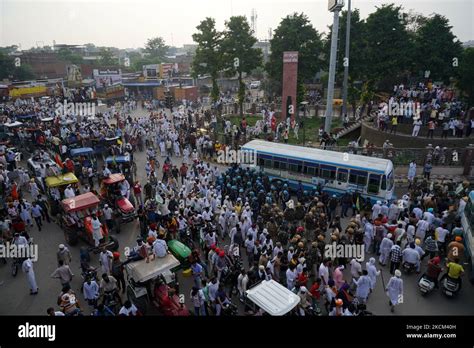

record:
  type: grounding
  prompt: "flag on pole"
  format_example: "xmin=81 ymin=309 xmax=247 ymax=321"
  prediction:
xmin=55 ymin=154 xmax=64 ymax=168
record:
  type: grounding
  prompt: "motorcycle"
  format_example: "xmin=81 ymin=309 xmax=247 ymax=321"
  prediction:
xmin=11 ymin=257 xmax=22 ymax=276
xmin=180 ymin=229 xmax=195 ymax=251
xmin=221 ymin=302 xmax=238 ymax=316
xmin=441 ymin=276 xmax=460 ymax=297
xmin=102 ymin=290 xmax=121 ymax=314
xmin=418 ymin=275 xmax=436 ymax=296
xmin=402 ymin=261 xmax=417 ymax=274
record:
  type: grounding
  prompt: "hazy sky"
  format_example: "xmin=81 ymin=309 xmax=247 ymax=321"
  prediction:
xmin=0 ymin=0 xmax=472 ymax=49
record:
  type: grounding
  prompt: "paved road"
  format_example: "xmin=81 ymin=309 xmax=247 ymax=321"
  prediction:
xmin=1 ymin=105 xmax=473 ymax=316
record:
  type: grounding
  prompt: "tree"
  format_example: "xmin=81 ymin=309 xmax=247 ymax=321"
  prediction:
xmin=364 ymin=4 xmax=415 ymax=90
xmin=325 ymin=9 xmax=366 ymax=84
xmin=0 ymin=52 xmax=35 ymax=81
xmin=267 ymin=13 xmax=324 ymax=103
xmin=99 ymin=48 xmax=117 ymax=66
xmin=221 ymin=16 xmax=263 ymax=117
xmin=457 ymin=47 xmax=474 ymax=107
xmin=192 ymin=18 xmax=224 ymax=102
xmin=413 ymin=14 xmax=463 ymax=83
xmin=144 ymin=37 xmax=168 ymax=62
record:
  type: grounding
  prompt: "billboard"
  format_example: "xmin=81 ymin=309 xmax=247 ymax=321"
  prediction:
xmin=143 ymin=64 xmax=159 ymax=79
xmin=9 ymin=85 xmax=48 ymax=99
xmin=159 ymin=63 xmax=174 ymax=78
xmin=93 ymin=69 xmax=122 ymax=89
xmin=328 ymin=0 xmax=344 ymax=11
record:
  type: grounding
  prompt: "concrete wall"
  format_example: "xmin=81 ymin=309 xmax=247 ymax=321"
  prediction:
xmin=361 ymin=121 xmax=474 ymax=148
xmin=393 ymin=166 xmax=463 ymax=176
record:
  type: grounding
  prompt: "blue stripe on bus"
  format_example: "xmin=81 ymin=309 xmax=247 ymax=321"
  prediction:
xmin=320 ymin=164 xmax=337 ymax=170
xmin=246 ymin=148 xmax=386 ymax=174
xmin=350 ymin=169 xmax=368 ymax=176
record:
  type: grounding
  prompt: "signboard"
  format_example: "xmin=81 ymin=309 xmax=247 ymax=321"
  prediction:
xmin=283 ymin=52 xmax=298 ymax=63
xmin=328 ymin=0 xmax=344 ymax=11
xmin=93 ymin=69 xmax=122 ymax=89
xmin=159 ymin=63 xmax=174 ymax=78
xmin=9 ymin=86 xmax=47 ymax=99
xmin=143 ymin=64 xmax=159 ymax=79
xmin=96 ymin=85 xmax=125 ymax=100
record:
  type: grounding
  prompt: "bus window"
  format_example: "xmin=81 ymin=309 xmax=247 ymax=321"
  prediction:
xmin=320 ymin=165 xmax=336 ymax=180
xmin=288 ymin=159 xmax=303 ymax=173
xmin=349 ymin=170 xmax=368 ymax=186
xmin=264 ymin=159 xmax=272 ymax=167
xmin=303 ymin=162 xmax=319 ymax=176
xmin=273 ymin=157 xmax=287 ymax=170
xmin=337 ymin=170 xmax=348 ymax=183
xmin=381 ymin=175 xmax=387 ymax=190
xmin=368 ymin=174 xmax=381 ymax=194
xmin=258 ymin=157 xmax=265 ymax=167
xmin=289 ymin=163 xmax=303 ymax=173
xmin=304 ymin=166 xmax=316 ymax=176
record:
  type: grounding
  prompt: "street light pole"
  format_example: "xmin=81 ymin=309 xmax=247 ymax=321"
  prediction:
xmin=324 ymin=2 xmax=343 ymax=133
xmin=342 ymin=0 xmax=351 ymax=119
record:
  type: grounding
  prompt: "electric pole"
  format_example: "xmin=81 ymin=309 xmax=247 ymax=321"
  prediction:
xmin=341 ymin=0 xmax=351 ymax=119
xmin=324 ymin=0 xmax=344 ymax=133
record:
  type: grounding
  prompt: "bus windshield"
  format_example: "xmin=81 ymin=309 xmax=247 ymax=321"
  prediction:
xmin=387 ymin=170 xmax=394 ymax=191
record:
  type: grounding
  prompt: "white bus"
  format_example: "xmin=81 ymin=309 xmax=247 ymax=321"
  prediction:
xmin=241 ymin=140 xmax=394 ymax=202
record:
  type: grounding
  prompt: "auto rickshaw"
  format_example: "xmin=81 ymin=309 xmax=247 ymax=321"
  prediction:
xmin=100 ymin=173 xmax=136 ymax=224
xmin=45 ymin=173 xmax=79 ymax=216
xmin=105 ymin=155 xmax=136 ymax=183
xmin=59 ymin=192 xmax=119 ymax=252
xmin=124 ymin=253 xmax=181 ymax=315
xmin=69 ymin=147 xmax=97 ymax=173
xmin=167 ymin=239 xmax=191 ymax=271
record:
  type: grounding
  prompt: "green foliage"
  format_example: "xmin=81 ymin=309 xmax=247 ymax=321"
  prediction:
xmin=98 ymin=48 xmax=117 ymax=66
xmin=144 ymin=37 xmax=168 ymax=62
xmin=413 ymin=14 xmax=463 ymax=83
xmin=0 ymin=52 xmax=35 ymax=81
xmin=192 ymin=17 xmax=224 ymax=102
xmin=457 ymin=47 xmax=474 ymax=106
xmin=364 ymin=4 xmax=413 ymax=89
xmin=267 ymin=13 xmax=324 ymax=94
xmin=221 ymin=16 xmax=263 ymax=116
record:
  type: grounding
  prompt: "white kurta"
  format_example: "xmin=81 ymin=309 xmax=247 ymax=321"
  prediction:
xmin=22 ymin=259 xmax=38 ymax=292
xmin=408 ymin=163 xmax=416 ymax=180
xmin=92 ymin=219 xmax=102 ymax=247
xmin=379 ymin=238 xmax=394 ymax=265
xmin=354 ymin=275 xmax=371 ymax=300
xmin=99 ymin=251 xmax=112 ymax=275
xmin=366 ymin=263 xmax=380 ymax=290
xmin=386 ymin=276 xmax=403 ymax=305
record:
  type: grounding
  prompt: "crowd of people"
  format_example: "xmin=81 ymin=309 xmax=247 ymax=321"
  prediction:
xmin=0 ymin=90 xmax=471 ymax=317
xmin=372 ymin=83 xmax=473 ymax=138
